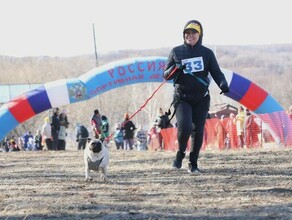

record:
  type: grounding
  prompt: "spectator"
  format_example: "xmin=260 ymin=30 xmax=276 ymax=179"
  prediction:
xmin=51 ymin=108 xmax=60 ymax=150
xmin=226 ymin=113 xmax=237 ymax=149
xmin=23 ymin=131 xmax=33 ymax=150
xmin=101 ymin=115 xmax=109 ymax=143
xmin=121 ymin=113 xmax=136 ymax=150
xmin=244 ymin=109 xmax=253 ymax=148
xmin=234 ymin=106 xmax=245 ymax=148
xmin=27 ymin=135 xmax=34 ymax=151
xmin=148 ymin=124 xmax=160 ymax=151
xmin=58 ymin=110 xmax=69 ymax=150
xmin=17 ymin=136 xmax=24 ymax=150
xmin=34 ymin=130 xmax=43 ymax=150
xmin=113 ymin=123 xmax=124 ymax=150
xmin=215 ymin=115 xmax=226 ymax=150
xmin=154 ymin=107 xmax=171 ymax=150
xmin=224 ymin=133 xmax=231 ymax=149
xmin=41 ymin=116 xmax=52 ymax=150
xmin=135 ymin=124 xmax=148 ymax=151
xmin=9 ymin=135 xmax=20 ymax=152
xmin=3 ymin=137 xmax=10 ymax=152
xmin=76 ymin=123 xmax=89 ymax=150
xmin=244 ymin=109 xmax=260 ymax=148
xmin=91 ymin=109 xmax=102 ymax=139
xmin=250 ymin=117 xmax=260 ymax=147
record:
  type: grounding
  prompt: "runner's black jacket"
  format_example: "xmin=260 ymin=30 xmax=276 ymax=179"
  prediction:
xmin=163 ymin=43 xmax=228 ymax=103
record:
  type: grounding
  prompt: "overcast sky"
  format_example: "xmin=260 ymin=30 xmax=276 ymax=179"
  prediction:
xmin=1 ymin=0 xmax=291 ymax=57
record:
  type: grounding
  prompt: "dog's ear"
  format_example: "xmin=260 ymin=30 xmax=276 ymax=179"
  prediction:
xmin=87 ymin=137 xmax=92 ymax=143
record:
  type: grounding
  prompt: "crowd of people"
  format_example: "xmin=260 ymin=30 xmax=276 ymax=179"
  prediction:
xmin=1 ymin=108 xmax=70 ymax=152
xmin=111 ymin=107 xmax=175 ymax=152
xmin=47 ymin=108 xmax=70 ymax=150
xmin=112 ymin=111 xmax=159 ymax=151
xmin=0 ymin=106 xmax=167 ymax=153
xmin=85 ymin=103 xmax=289 ymax=151
xmin=215 ymin=107 xmax=261 ymax=150
xmin=1 ymin=130 xmax=44 ymax=152
xmin=2 ymin=103 xmax=292 ymax=154
xmin=1 ymin=129 xmax=48 ymax=152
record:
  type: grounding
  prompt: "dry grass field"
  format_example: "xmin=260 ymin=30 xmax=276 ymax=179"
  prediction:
xmin=1 ymin=145 xmax=291 ymax=220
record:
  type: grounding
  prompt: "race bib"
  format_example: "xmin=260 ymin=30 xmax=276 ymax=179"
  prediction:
xmin=181 ymin=57 xmax=204 ymax=74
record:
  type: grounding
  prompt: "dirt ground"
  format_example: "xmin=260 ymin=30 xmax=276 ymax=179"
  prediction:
xmin=0 ymin=145 xmax=291 ymax=220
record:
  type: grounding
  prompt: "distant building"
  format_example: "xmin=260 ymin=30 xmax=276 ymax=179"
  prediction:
xmin=208 ymin=103 xmax=238 ymax=119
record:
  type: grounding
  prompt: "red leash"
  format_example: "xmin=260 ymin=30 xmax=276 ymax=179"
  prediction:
xmin=105 ymin=65 xmax=178 ymax=142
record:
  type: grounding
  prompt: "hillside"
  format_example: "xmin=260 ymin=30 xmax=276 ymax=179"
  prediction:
xmin=1 ymin=44 xmax=292 ymax=108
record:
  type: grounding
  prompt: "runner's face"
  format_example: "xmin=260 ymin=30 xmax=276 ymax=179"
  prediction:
xmin=184 ymin=29 xmax=199 ymax=46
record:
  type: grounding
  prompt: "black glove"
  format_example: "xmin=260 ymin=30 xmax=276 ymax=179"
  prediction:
xmin=176 ymin=63 xmax=186 ymax=70
xmin=219 ymin=81 xmax=229 ymax=94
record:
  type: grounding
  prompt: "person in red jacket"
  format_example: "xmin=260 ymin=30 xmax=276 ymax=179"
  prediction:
xmin=91 ymin=109 xmax=102 ymax=139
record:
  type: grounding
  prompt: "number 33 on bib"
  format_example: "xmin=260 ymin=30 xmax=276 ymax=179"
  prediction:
xmin=182 ymin=57 xmax=204 ymax=74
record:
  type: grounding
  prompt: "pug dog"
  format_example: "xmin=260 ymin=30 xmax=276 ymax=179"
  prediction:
xmin=84 ymin=139 xmax=109 ymax=182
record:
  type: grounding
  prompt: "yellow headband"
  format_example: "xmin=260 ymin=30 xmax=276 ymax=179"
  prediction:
xmin=184 ymin=23 xmax=201 ymax=35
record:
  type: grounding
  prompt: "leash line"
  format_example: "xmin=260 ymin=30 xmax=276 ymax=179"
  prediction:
xmin=105 ymin=65 xmax=178 ymax=142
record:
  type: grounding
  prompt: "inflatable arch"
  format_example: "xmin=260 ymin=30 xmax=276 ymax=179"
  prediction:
xmin=0 ymin=56 xmax=291 ymax=145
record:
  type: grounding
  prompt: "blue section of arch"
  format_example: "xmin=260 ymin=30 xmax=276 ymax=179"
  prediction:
xmin=225 ymin=73 xmax=251 ymax=102
xmin=254 ymin=95 xmax=283 ymax=114
xmin=0 ymin=105 xmax=19 ymax=139
xmin=26 ymin=85 xmax=52 ymax=114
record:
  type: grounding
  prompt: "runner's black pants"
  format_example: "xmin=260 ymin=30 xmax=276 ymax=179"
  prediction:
xmin=175 ymin=94 xmax=210 ymax=167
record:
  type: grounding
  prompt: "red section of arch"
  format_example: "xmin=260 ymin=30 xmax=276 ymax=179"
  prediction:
xmin=239 ymin=83 xmax=268 ymax=111
xmin=7 ymin=94 xmax=35 ymax=123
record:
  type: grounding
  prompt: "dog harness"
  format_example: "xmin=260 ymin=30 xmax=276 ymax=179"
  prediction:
xmin=87 ymin=157 xmax=104 ymax=171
